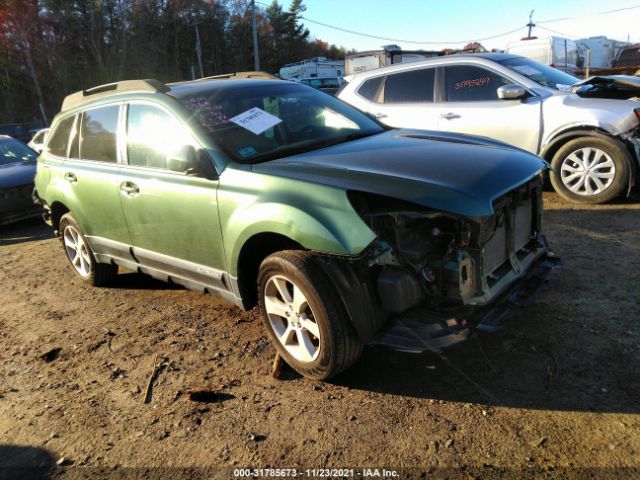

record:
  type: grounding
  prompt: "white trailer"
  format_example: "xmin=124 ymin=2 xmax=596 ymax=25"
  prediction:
xmin=279 ymin=57 xmax=345 ymax=80
xmin=505 ymin=36 xmax=580 ymax=72
xmin=345 ymin=45 xmax=441 ymax=76
xmin=577 ymin=36 xmax=630 ymax=69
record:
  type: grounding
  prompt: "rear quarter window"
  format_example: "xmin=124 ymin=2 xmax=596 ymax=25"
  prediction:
xmin=357 ymin=76 xmax=384 ymax=102
xmin=46 ymin=116 xmax=75 ymax=157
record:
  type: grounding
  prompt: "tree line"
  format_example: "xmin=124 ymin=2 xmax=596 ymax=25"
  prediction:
xmin=0 ymin=0 xmax=352 ymax=126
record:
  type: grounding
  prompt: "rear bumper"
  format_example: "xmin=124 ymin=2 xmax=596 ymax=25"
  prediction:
xmin=370 ymin=250 xmax=561 ymax=353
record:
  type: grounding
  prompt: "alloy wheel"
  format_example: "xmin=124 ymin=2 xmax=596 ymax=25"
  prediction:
xmin=63 ymin=225 xmax=92 ymax=277
xmin=560 ymin=147 xmax=616 ymax=196
xmin=263 ymin=274 xmax=321 ymax=363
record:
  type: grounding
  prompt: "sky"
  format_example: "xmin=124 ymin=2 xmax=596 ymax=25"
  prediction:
xmin=278 ymin=0 xmax=640 ymax=52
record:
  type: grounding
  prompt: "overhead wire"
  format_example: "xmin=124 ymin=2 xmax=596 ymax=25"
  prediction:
xmin=255 ymin=1 xmax=640 ymax=46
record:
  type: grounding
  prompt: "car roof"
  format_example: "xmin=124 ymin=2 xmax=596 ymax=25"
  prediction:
xmin=60 ymin=73 xmax=288 ymax=112
xmin=349 ymin=52 xmax=520 ymax=78
xmin=168 ymin=78 xmax=296 ymax=98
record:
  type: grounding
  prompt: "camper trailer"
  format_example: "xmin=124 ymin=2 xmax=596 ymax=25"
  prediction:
xmin=279 ymin=57 xmax=345 ymax=80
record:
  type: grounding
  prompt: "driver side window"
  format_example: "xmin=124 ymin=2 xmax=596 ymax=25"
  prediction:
xmin=445 ymin=65 xmax=511 ymax=102
xmin=126 ymin=104 xmax=195 ymax=172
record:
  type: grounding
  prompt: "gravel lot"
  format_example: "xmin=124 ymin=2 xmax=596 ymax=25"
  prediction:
xmin=1 ymin=192 xmax=639 ymax=480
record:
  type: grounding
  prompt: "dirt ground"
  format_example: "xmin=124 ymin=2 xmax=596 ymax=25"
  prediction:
xmin=0 ymin=192 xmax=639 ymax=480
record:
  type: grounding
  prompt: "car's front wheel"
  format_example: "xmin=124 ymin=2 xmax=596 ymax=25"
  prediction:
xmin=258 ymin=250 xmax=363 ymax=380
xmin=549 ymin=136 xmax=630 ymax=204
xmin=59 ymin=213 xmax=118 ymax=286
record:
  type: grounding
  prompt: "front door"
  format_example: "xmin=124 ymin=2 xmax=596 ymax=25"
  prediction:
xmin=118 ymin=102 xmax=226 ymax=282
xmin=437 ymin=64 xmax=542 ymax=153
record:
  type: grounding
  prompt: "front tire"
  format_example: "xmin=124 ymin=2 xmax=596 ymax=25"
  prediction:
xmin=549 ymin=136 xmax=630 ymax=204
xmin=59 ymin=213 xmax=117 ymax=286
xmin=258 ymin=251 xmax=363 ymax=380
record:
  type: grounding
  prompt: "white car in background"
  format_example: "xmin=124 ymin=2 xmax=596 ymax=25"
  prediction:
xmin=338 ymin=53 xmax=640 ymax=204
xmin=27 ymin=128 xmax=49 ymax=154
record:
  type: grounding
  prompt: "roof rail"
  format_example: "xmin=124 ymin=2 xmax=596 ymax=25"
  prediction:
xmin=61 ymin=79 xmax=170 ymax=111
xmin=198 ymin=71 xmax=280 ymax=81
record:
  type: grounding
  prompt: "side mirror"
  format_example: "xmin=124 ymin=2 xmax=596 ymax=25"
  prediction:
xmin=497 ymin=84 xmax=528 ymax=100
xmin=168 ymin=146 xmax=218 ymax=179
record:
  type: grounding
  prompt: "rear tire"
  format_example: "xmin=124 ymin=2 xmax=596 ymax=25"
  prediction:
xmin=59 ymin=213 xmax=117 ymax=286
xmin=549 ymin=136 xmax=630 ymax=204
xmin=258 ymin=250 xmax=363 ymax=380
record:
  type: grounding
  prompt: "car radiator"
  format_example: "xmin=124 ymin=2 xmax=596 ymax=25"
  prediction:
xmin=463 ymin=177 xmax=546 ymax=305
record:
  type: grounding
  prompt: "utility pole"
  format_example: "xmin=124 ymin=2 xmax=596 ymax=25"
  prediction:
xmin=194 ymin=24 xmax=204 ymax=78
xmin=527 ymin=10 xmax=535 ymax=37
xmin=251 ymin=0 xmax=260 ymax=71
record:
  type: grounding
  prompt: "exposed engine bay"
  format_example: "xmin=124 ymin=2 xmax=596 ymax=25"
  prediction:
xmin=348 ymin=176 xmax=548 ymax=316
xmin=572 ymin=75 xmax=640 ymax=101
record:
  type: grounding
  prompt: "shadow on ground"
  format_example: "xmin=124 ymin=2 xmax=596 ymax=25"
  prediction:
xmin=0 ymin=444 xmax=54 ymax=480
xmin=0 ymin=219 xmax=53 ymax=246
xmin=105 ymin=272 xmax=185 ymax=291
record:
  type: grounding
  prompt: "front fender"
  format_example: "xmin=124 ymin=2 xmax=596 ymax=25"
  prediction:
xmin=541 ymin=94 xmax=639 ymax=151
xmin=218 ymin=168 xmax=376 ymax=277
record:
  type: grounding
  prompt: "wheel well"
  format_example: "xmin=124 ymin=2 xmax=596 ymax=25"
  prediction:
xmin=541 ymin=127 xmax=612 ymax=162
xmin=50 ymin=202 xmax=70 ymax=232
xmin=237 ymin=233 xmax=303 ymax=309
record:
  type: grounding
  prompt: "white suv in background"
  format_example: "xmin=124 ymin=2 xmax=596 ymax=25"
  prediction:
xmin=338 ymin=53 xmax=640 ymax=204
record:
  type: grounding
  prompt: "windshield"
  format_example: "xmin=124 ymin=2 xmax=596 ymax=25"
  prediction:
xmin=498 ymin=57 xmax=580 ymax=90
xmin=178 ymin=83 xmax=383 ymax=163
xmin=0 ymin=137 xmax=37 ymax=166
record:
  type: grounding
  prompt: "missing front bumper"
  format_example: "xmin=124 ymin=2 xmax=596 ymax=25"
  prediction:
xmin=370 ymin=252 xmax=561 ymax=353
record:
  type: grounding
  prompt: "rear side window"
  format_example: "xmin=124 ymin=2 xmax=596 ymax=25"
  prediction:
xmin=80 ymin=105 xmax=119 ymax=163
xmin=358 ymin=76 xmax=384 ymax=102
xmin=445 ymin=65 xmax=511 ymax=102
xmin=384 ymin=68 xmax=434 ymax=103
xmin=46 ymin=116 xmax=75 ymax=157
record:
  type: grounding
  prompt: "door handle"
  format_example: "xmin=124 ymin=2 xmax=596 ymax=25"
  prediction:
xmin=371 ymin=112 xmax=387 ymax=119
xmin=119 ymin=181 xmax=140 ymax=196
xmin=63 ymin=172 xmax=77 ymax=183
xmin=440 ymin=112 xmax=461 ymax=120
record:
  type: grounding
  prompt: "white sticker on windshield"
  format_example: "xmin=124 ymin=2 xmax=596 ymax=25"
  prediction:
xmin=511 ymin=65 xmax=542 ymax=76
xmin=230 ymin=107 xmax=283 ymax=135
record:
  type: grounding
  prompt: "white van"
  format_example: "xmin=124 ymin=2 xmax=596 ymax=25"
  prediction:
xmin=506 ymin=36 xmax=580 ymax=72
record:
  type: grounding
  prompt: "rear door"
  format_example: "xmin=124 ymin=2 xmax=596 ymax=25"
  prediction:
xmin=363 ymin=67 xmax=440 ymax=130
xmin=436 ymin=64 xmax=542 ymax=153
xmin=118 ymin=101 xmax=226 ymax=283
xmin=61 ymin=104 xmax=131 ymax=245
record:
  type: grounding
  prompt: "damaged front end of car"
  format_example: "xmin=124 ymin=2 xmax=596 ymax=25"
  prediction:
xmin=319 ymin=176 xmax=561 ymax=354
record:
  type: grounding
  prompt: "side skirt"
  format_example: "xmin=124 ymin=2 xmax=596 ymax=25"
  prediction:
xmin=85 ymin=236 xmax=244 ymax=309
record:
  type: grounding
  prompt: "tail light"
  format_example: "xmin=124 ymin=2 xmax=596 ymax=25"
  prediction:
xmin=634 ymin=108 xmax=640 ymax=123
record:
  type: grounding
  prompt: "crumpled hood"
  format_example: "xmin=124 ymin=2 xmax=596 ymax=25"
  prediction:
xmin=252 ymin=129 xmax=547 ymax=217
xmin=0 ymin=161 xmax=36 ymax=189
xmin=572 ymin=75 xmax=640 ymax=100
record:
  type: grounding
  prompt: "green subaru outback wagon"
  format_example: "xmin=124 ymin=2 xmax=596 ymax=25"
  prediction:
xmin=35 ymin=77 xmax=559 ymax=379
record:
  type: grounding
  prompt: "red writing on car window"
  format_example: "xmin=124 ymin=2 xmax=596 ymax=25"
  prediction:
xmin=183 ymin=96 xmax=229 ymax=130
xmin=454 ymin=77 xmax=491 ymax=90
